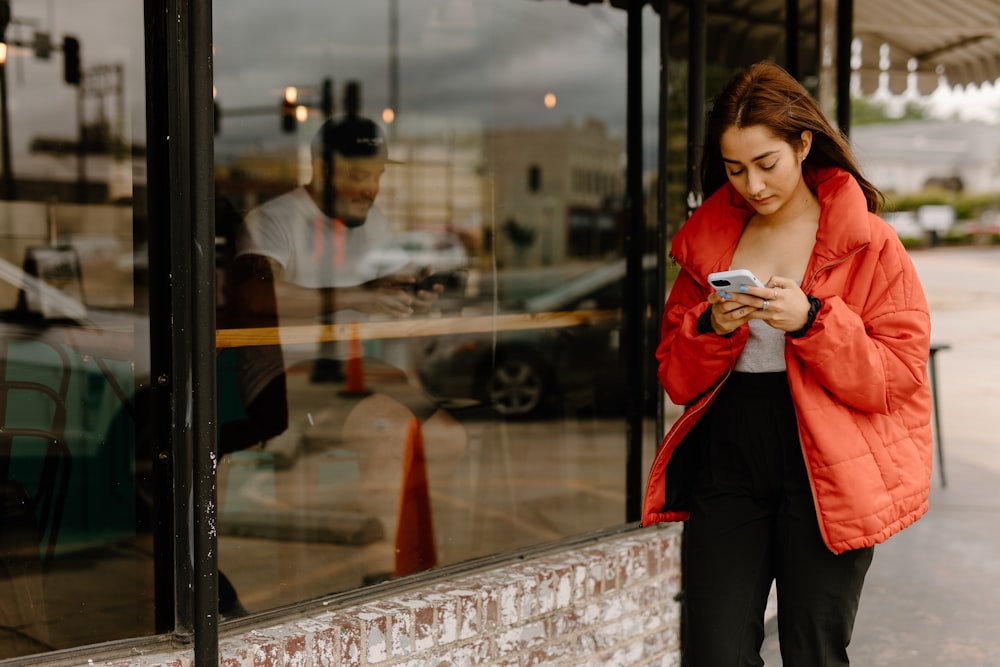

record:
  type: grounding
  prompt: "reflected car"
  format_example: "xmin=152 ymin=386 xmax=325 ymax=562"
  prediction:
xmin=390 ymin=230 xmax=470 ymax=291
xmin=0 ymin=250 xmax=150 ymax=568
xmin=415 ymin=256 xmax=658 ymax=418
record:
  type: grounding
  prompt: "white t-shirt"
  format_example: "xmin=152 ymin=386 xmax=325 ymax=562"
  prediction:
xmin=230 ymin=186 xmax=410 ymax=405
xmin=235 ymin=186 xmax=409 ymax=288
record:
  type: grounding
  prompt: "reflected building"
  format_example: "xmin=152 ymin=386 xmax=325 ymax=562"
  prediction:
xmin=487 ymin=117 xmax=625 ymax=266
xmin=851 ymin=120 xmax=1000 ymax=195
xmin=217 ymin=114 xmax=626 ymax=271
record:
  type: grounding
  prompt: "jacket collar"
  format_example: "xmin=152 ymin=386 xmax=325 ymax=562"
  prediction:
xmin=671 ymin=166 xmax=872 ymax=283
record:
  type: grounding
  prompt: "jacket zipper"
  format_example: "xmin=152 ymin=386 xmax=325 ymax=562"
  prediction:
xmin=642 ymin=366 xmax=731 ymax=525
xmin=643 ymin=254 xmax=729 ymax=524
xmin=792 ymin=243 xmax=867 ymax=552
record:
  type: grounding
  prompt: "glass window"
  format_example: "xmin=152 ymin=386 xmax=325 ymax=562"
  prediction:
xmin=0 ymin=0 xmax=153 ymax=659
xmin=212 ymin=0 xmax=661 ymax=616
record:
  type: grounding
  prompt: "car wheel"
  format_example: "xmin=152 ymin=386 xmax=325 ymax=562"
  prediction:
xmin=484 ymin=356 xmax=547 ymax=418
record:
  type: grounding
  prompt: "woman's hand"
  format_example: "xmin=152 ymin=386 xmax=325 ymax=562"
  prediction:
xmin=707 ymin=275 xmax=811 ymax=334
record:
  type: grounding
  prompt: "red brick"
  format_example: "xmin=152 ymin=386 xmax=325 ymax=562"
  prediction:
xmin=396 ymin=598 xmax=436 ymax=652
xmin=355 ymin=610 xmax=389 ymax=663
xmin=282 ymin=633 xmax=309 ymax=667
xmin=494 ymin=620 xmax=546 ymax=655
xmin=311 ymin=626 xmax=342 ymax=666
xmin=57 ymin=527 xmax=684 ymax=667
xmin=337 ymin=618 xmax=364 ymax=665
xmin=449 ymin=588 xmax=480 ymax=640
xmin=426 ymin=592 xmax=459 ymax=645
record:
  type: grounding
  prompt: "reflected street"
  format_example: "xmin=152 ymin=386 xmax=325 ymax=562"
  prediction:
xmin=216 ymin=353 xmax=657 ymax=611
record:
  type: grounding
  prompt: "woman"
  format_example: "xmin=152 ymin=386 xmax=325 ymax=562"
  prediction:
xmin=642 ymin=61 xmax=933 ymax=665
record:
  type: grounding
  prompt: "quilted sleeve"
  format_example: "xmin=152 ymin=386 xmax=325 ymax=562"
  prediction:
xmin=656 ymin=266 xmax=749 ymax=406
xmin=788 ymin=232 xmax=931 ymax=415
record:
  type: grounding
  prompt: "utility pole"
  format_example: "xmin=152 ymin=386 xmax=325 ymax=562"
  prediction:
xmin=388 ymin=0 xmax=398 ymax=137
xmin=0 ymin=0 xmax=14 ymax=199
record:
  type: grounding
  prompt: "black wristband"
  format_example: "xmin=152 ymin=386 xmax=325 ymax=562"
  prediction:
xmin=788 ymin=295 xmax=822 ymax=338
xmin=696 ymin=308 xmax=714 ymax=334
xmin=697 ymin=307 xmax=735 ymax=337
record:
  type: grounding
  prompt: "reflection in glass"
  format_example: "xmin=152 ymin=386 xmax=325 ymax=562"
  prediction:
xmin=0 ymin=1 xmax=152 ymax=658
xmin=213 ymin=0 xmax=659 ymax=616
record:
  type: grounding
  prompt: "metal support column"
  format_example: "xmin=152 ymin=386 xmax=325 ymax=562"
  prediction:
xmin=0 ymin=1 xmax=12 ymax=200
xmin=654 ymin=0 xmax=669 ymax=442
xmin=785 ymin=0 xmax=800 ymax=78
xmin=0 ymin=61 xmax=12 ymax=199
xmin=142 ymin=0 xmax=175 ymax=636
xmin=836 ymin=0 xmax=852 ymax=136
xmin=686 ymin=0 xmax=706 ymax=216
xmin=388 ymin=0 xmax=399 ymax=137
xmin=190 ymin=0 xmax=219 ymax=661
xmin=624 ymin=0 xmax=644 ymax=524
xmin=151 ymin=0 xmax=218 ymax=662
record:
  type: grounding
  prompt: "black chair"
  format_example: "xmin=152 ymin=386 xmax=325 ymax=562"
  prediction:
xmin=929 ymin=342 xmax=950 ymax=488
xmin=0 ymin=338 xmax=73 ymax=574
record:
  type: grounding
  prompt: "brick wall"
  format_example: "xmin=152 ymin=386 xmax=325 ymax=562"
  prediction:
xmin=92 ymin=525 xmax=682 ymax=666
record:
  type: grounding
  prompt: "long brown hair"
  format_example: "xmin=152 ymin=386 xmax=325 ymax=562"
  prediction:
xmin=700 ymin=61 xmax=884 ymax=213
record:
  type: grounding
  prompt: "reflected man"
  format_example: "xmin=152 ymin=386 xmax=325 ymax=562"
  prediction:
xmin=222 ymin=106 xmax=434 ymax=455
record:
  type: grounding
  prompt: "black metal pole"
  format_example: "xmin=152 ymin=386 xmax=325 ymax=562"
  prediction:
xmin=785 ymin=0 xmax=800 ymax=78
xmin=77 ymin=81 xmax=85 ymax=202
xmin=158 ymin=0 xmax=218 ymax=662
xmin=388 ymin=0 xmax=399 ymax=137
xmin=190 ymin=0 xmax=219 ymax=661
xmin=654 ymin=0 xmax=669 ymax=442
xmin=687 ymin=0 xmax=706 ymax=216
xmin=836 ymin=0 xmax=852 ymax=137
xmin=0 ymin=1 xmax=11 ymax=200
xmin=163 ymin=0 xmax=196 ymax=641
xmin=0 ymin=62 xmax=12 ymax=199
xmin=624 ymin=0 xmax=644 ymax=524
xmin=142 ymin=0 xmax=177 ymax=636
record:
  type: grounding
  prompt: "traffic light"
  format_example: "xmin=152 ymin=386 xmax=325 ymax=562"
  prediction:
xmin=63 ymin=35 xmax=81 ymax=85
xmin=281 ymin=86 xmax=297 ymax=133
xmin=321 ymin=78 xmax=334 ymax=118
xmin=0 ymin=1 xmax=11 ymax=42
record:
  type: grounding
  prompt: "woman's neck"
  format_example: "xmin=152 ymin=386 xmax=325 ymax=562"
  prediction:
xmin=755 ymin=186 xmax=820 ymax=230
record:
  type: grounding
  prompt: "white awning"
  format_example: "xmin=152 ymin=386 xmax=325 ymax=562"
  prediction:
xmin=660 ymin=0 xmax=1000 ymax=96
xmin=854 ymin=0 xmax=1000 ymax=94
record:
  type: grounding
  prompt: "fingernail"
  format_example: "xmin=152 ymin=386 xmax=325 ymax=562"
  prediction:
xmin=719 ymin=291 xmax=730 ymax=299
xmin=738 ymin=285 xmax=748 ymax=292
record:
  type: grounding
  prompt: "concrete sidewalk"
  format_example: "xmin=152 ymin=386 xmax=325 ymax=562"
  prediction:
xmin=761 ymin=246 xmax=1000 ymax=665
xmin=761 ymin=458 xmax=1000 ymax=665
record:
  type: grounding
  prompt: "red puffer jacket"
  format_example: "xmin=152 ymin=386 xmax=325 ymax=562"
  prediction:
xmin=642 ymin=166 xmax=933 ymax=554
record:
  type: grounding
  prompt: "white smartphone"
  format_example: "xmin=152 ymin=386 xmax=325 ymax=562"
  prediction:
xmin=707 ymin=269 xmax=765 ymax=292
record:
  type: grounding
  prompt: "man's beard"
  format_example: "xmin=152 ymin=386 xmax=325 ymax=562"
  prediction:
xmin=338 ymin=199 xmax=373 ymax=228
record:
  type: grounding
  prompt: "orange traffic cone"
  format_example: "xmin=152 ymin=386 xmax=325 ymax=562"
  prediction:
xmin=394 ymin=417 xmax=437 ymax=577
xmin=339 ymin=321 xmax=372 ymax=397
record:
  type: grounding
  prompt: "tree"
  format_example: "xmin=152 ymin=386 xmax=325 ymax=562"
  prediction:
xmin=502 ymin=217 xmax=535 ymax=264
xmin=850 ymin=95 xmax=932 ymax=126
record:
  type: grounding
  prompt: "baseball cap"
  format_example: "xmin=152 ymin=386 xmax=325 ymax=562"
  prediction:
xmin=311 ymin=114 xmax=396 ymax=162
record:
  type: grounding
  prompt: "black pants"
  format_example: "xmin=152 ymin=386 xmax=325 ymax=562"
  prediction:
xmin=219 ymin=373 xmax=289 ymax=456
xmin=682 ymin=372 xmax=873 ymax=667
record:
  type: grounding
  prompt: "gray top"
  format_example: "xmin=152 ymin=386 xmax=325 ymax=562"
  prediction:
xmin=735 ymin=319 xmax=787 ymax=372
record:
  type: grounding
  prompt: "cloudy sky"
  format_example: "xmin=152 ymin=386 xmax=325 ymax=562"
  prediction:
xmin=1 ymin=0 xmax=665 ymax=169
xmin=1 ymin=0 xmax=995 ymax=176
xmin=3 ymin=1 xmax=143 ymax=154
xmin=209 ymin=0 xmax=661 ymax=161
